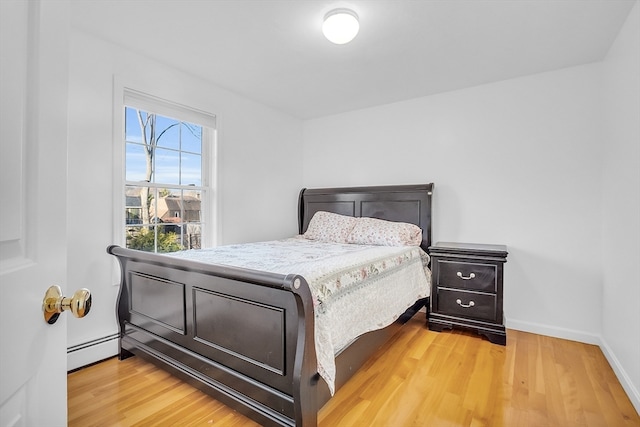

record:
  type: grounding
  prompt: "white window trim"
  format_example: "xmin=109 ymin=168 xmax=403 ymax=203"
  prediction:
xmin=111 ymin=79 xmax=218 ymax=267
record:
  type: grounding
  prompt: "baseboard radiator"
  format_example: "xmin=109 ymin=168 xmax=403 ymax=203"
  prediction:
xmin=67 ymin=333 xmax=119 ymax=372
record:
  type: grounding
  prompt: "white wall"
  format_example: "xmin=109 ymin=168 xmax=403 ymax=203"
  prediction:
xmin=303 ymin=64 xmax=605 ymax=341
xmin=602 ymin=1 xmax=640 ymax=411
xmin=66 ymin=29 xmax=303 ymax=368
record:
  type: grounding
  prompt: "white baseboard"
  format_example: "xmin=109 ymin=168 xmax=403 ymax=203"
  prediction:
xmin=507 ymin=318 xmax=640 ymax=415
xmin=67 ymin=333 xmax=119 ymax=372
xmin=506 ymin=318 xmax=601 ymax=345
xmin=599 ymin=338 xmax=640 ymax=415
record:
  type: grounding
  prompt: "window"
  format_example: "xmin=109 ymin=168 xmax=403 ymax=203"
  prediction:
xmin=123 ymin=90 xmax=216 ymax=253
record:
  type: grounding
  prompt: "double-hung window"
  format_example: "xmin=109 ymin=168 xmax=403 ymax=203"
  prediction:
xmin=123 ymin=90 xmax=216 ymax=253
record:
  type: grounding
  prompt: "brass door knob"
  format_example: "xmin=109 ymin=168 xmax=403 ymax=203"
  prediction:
xmin=42 ymin=285 xmax=92 ymax=324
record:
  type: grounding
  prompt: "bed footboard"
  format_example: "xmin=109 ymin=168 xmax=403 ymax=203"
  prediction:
xmin=108 ymin=245 xmax=318 ymax=427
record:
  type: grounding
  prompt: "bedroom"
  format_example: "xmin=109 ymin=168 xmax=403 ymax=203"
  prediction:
xmin=0 ymin=0 xmax=638 ymax=425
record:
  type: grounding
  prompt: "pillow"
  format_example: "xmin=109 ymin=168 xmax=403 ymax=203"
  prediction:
xmin=346 ymin=217 xmax=423 ymax=247
xmin=303 ymin=211 xmax=357 ymax=243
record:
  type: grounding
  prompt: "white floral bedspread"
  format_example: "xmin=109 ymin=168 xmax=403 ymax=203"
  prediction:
xmin=169 ymin=237 xmax=431 ymax=395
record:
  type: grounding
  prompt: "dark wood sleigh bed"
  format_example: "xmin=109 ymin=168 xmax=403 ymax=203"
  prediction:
xmin=107 ymin=183 xmax=434 ymax=427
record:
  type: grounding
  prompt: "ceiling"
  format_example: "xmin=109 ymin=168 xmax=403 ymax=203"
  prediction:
xmin=69 ymin=0 xmax=636 ymax=119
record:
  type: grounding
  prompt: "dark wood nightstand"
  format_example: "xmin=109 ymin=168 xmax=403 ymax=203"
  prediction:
xmin=428 ymin=242 xmax=508 ymax=345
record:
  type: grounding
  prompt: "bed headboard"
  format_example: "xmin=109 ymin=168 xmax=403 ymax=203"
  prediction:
xmin=298 ymin=183 xmax=434 ymax=252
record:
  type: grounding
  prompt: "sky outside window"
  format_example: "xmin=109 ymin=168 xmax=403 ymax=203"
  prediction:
xmin=124 ymin=107 xmax=202 ymax=185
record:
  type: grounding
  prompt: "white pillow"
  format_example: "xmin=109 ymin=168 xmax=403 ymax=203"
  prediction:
xmin=346 ymin=217 xmax=422 ymax=246
xmin=303 ymin=211 xmax=357 ymax=243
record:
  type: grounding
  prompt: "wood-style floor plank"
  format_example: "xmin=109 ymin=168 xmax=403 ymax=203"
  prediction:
xmin=68 ymin=316 xmax=640 ymax=426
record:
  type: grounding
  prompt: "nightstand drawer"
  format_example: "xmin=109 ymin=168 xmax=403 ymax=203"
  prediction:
xmin=437 ymin=288 xmax=497 ymax=322
xmin=437 ymin=260 xmax=496 ymax=292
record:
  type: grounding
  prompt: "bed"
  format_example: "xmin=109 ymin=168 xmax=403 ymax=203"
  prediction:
xmin=108 ymin=182 xmax=434 ymax=427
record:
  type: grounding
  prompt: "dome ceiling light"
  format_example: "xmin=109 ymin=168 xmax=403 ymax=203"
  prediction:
xmin=322 ymin=9 xmax=359 ymax=44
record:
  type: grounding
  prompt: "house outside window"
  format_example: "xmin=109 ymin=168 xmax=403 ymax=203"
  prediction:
xmin=123 ymin=90 xmax=215 ymax=253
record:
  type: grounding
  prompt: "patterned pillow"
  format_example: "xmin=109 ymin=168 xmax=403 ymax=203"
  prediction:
xmin=346 ymin=217 xmax=423 ymax=246
xmin=303 ymin=211 xmax=357 ymax=243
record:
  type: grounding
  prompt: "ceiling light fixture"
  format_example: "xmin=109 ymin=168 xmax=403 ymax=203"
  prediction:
xmin=322 ymin=9 xmax=359 ymax=44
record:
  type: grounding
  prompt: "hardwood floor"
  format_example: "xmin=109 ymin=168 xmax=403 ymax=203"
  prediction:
xmin=68 ymin=316 xmax=640 ymax=426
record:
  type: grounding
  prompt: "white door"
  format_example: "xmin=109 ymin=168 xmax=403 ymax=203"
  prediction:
xmin=0 ymin=1 xmax=70 ymax=426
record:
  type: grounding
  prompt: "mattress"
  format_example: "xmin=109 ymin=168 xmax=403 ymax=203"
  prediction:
xmin=169 ymin=236 xmax=431 ymax=394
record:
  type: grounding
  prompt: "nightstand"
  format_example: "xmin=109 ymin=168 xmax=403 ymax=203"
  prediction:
xmin=428 ymin=242 xmax=508 ymax=345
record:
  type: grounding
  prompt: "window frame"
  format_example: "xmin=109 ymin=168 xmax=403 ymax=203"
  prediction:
xmin=113 ymin=87 xmax=217 ymax=253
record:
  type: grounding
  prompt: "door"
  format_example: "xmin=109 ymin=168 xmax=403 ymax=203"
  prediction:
xmin=0 ymin=1 xmax=70 ymax=426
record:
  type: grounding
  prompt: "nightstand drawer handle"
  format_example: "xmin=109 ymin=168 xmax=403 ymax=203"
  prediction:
xmin=456 ymin=298 xmax=475 ymax=308
xmin=456 ymin=272 xmax=476 ymax=280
